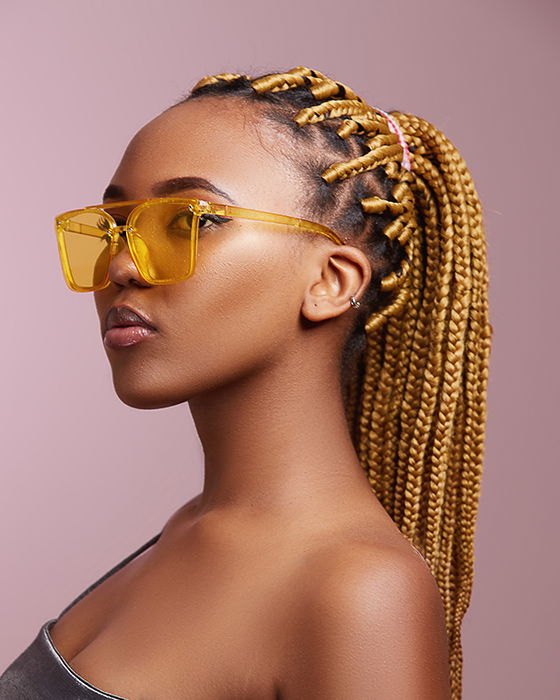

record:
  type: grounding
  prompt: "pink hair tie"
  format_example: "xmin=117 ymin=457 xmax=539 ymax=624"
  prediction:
xmin=371 ymin=107 xmax=412 ymax=172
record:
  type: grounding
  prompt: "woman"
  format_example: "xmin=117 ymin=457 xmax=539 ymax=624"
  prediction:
xmin=0 ymin=66 xmax=492 ymax=699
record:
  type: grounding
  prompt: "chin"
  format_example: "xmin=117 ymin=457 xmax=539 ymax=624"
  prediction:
xmin=112 ymin=378 xmax=190 ymax=410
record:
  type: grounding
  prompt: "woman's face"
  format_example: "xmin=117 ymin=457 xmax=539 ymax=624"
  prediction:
xmin=93 ymin=97 xmax=338 ymax=409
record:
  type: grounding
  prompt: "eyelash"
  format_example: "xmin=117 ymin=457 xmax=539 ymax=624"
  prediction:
xmin=199 ymin=213 xmax=232 ymax=230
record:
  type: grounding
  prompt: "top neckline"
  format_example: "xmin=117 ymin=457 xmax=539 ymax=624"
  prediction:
xmin=41 ymin=621 xmax=129 ymax=699
xmin=43 ymin=530 xmax=163 ymax=699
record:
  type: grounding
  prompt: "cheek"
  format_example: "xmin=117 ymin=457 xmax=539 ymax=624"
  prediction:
xmin=110 ymin=238 xmax=303 ymax=408
xmin=166 ymin=245 xmax=298 ymax=379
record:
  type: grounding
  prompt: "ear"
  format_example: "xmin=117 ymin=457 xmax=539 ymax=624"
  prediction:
xmin=301 ymin=245 xmax=373 ymax=322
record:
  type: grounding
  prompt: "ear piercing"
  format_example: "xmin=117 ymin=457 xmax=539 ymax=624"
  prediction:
xmin=350 ymin=295 xmax=361 ymax=309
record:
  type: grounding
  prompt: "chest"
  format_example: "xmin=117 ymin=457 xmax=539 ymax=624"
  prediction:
xmin=48 ymin=545 xmax=289 ymax=699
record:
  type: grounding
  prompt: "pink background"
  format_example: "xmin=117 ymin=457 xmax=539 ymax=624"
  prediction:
xmin=1 ymin=1 xmax=558 ymax=696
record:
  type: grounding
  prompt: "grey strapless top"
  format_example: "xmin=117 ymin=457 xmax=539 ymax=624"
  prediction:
xmin=0 ymin=531 xmax=162 ymax=699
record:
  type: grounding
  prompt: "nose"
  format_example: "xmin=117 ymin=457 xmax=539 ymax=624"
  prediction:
xmin=107 ymin=226 xmax=152 ymax=288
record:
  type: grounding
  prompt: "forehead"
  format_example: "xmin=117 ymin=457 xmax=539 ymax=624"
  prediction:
xmin=112 ymin=97 xmax=305 ymax=214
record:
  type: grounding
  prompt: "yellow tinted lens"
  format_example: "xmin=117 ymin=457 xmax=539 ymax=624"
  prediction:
xmin=132 ymin=201 xmax=195 ymax=282
xmin=58 ymin=211 xmax=112 ymax=289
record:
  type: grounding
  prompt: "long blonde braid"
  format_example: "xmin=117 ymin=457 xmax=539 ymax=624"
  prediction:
xmin=187 ymin=66 xmax=493 ymax=698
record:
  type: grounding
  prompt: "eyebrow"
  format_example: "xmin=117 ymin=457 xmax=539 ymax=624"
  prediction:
xmin=102 ymin=176 xmax=237 ymax=204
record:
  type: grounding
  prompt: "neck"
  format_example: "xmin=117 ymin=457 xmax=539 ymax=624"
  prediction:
xmin=186 ymin=350 xmax=375 ymax=525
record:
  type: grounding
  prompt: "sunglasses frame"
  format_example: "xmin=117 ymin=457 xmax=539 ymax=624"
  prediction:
xmin=55 ymin=197 xmax=347 ymax=292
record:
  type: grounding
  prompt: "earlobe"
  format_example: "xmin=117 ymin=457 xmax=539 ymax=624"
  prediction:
xmin=300 ymin=246 xmax=372 ymax=322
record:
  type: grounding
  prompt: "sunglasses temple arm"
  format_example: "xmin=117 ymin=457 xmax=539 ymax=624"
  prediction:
xmin=213 ymin=207 xmax=344 ymax=245
xmin=59 ymin=222 xmax=110 ymax=240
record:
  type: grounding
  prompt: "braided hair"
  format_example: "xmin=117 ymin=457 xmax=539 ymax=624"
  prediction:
xmin=176 ymin=66 xmax=492 ymax=699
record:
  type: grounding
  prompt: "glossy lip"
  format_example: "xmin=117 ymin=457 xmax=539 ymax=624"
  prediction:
xmin=103 ymin=305 xmax=158 ymax=350
xmin=104 ymin=326 xmax=157 ymax=349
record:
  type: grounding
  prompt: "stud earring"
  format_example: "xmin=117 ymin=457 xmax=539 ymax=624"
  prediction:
xmin=349 ymin=296 xmax=361 ymax=309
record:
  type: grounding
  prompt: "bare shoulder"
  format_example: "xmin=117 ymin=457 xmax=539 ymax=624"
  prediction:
xmin=282 ymin=538 xmax=452 ymax=699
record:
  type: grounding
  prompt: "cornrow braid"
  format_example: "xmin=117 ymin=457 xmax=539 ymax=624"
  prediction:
xmin=179 ymin=66 xmax=492 ymax=699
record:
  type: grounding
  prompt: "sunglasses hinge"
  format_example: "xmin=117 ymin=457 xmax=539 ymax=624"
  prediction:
xmin=192 ymin=200 xmax=211 ymax=215
xmin=107 ymin=225 xmax=132 ymax=250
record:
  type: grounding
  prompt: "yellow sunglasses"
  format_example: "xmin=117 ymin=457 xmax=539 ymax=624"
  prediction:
xmin=55 ymin=197 xmax=346 ymax=292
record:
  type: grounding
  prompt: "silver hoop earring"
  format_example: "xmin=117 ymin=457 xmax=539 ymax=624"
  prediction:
xmin=349 ymin=296 xmax=361 ymax=309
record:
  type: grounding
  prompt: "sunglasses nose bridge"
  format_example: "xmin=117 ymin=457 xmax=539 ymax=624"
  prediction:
xmin=108 ymin=224 xmax=134 ymax=254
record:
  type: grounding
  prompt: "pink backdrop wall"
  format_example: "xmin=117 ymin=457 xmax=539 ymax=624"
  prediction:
xmin=1 ymin=1 xmax=558 ymax=696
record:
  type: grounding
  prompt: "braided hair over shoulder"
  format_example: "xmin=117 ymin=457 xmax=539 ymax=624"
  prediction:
xmin=177 ymin=66 xmax=493 ymax=699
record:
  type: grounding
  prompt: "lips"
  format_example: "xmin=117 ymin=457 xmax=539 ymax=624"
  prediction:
xmin=105 ymin=305 xmax=157 ymax=332
xmin=104 ymin=305 xmax=158 ymax=349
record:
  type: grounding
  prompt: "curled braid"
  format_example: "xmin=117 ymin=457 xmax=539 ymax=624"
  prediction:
xmin=181 ymin=66 xmax=492 ymax=699
xmin=191 ymin=72 xmax=249 ymax=90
